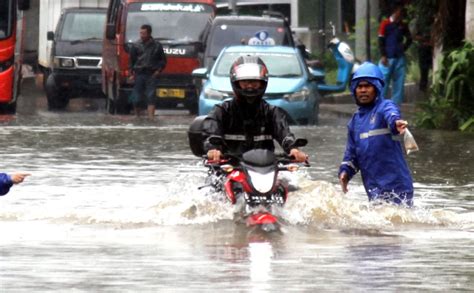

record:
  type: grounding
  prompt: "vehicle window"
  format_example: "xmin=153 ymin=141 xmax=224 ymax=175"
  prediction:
xmin=209 ymin=24 xmax=290 ymax=57
xmin=215 ymin=52 xmax=302 ymax=77
xmin=59 ymin=12 xmax=106 ymax=41
xmin=0 ymin=0 xmax=14 ymax=39
xmin=126 ymin=3 xmax=214 ymax=43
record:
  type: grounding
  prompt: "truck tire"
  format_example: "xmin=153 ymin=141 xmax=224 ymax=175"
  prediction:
xmin=0 ymin=102 xmax=17 ymax=114
xmin=47 ymin=94 xmax=69 ymax=110
xmin=45 ymin=74 xmax=69 ymax=110
xmin=187 ymin=90 xmax=199 ymax=115
xmin=113 ymin=81 xmax=131 ymax=115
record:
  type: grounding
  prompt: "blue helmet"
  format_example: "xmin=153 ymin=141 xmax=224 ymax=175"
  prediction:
xmin=350 ymin=62 xmax=385 ymax=98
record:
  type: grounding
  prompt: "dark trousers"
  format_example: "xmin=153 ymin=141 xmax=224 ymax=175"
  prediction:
xmin=418 ymin=45 xmax=432 ymax=91
xmin=130 ymin=73 xmax=157 ymax=107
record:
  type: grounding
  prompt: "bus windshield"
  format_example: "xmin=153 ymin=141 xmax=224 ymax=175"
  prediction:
xmin=0 ymin=0 xmax=14 ymax=39
xmin=125 ymin=2 xmax=214 ymax=43
xmin=59 ymin=12 xmax=106 ymax=41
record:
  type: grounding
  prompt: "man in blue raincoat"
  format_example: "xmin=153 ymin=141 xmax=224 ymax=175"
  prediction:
xmin=0 ymin=172 xmax=30 ymax=196
xmin=338 ymin=62 xmax=414 ymax=206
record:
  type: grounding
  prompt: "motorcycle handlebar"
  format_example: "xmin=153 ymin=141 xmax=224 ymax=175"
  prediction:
xmin=203 ymin=153 xmax=310 ymax=167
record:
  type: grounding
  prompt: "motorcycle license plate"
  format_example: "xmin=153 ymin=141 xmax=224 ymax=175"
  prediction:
xmin=156 ymin=88 xmax=185 ymax=99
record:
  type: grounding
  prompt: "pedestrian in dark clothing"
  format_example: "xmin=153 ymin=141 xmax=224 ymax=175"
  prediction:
xmin=378 ymin=4 xmax=412 ymax=105
xmin=338 ymin=62 xmax=414 ymax=206
xmin=203 ymin=56 xmax=307 ymax=163
xmin=414 ymin=16 xmax=433 ymax=92
xmin=129 ymin=24 xmax=167 ymax=119
xmin=0 ymin=172 xmax=30 ymax=196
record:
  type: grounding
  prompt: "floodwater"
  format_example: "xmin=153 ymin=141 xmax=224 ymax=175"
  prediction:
xmin=0 ymin=79 xmax=473 ymax=292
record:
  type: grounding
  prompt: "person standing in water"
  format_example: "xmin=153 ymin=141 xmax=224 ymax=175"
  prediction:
xmin=338 ymin=62 xmax=414 ymax=206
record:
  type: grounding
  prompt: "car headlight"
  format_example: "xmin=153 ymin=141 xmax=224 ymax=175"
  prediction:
xmin=284 ymin=88 xmax=310 ymax=102
xmin=53 ymin=57 xmax=75 ymax=68
xmin=204 ymin=88 xmax=229 ymax=101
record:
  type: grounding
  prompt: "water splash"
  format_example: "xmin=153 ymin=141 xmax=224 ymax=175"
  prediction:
xmin=283 ymin=178 xmax=474 ymax=231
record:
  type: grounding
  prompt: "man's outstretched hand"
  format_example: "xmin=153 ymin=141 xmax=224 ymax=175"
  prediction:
xmin=11 ymin=172 xmax=31 ymax=184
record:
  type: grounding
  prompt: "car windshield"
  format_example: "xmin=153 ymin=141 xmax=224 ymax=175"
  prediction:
xmin=126 ymin=3 xmax=214 ymax=43
xmin=59 ymin=12 xmax=106 ymax=41
xmin=209 ymin=24 xmax=290 ymax=57
xmin=0 ymin=0 xmax=13 ymax=39
xmin=215 ymin=51 xmax=302 ymax=77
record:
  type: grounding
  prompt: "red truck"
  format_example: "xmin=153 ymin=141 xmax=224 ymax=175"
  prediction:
xmin=102 ymin=0 xmax=216 ymax=114
xmin=0 ymin=0 xmax=30 ymax=114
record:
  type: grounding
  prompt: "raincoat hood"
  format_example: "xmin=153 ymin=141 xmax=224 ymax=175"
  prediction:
xmin=350 ymin=62 xmax=385 ymax=105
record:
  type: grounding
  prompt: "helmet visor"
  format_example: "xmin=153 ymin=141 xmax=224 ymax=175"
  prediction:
xmin=233 ymin=63 xmax=267 ymax=81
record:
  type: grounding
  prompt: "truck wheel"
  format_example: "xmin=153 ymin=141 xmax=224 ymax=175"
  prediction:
xmin=188 ymin=102 xmax=198 ymax=115
xmin=47 ymin=94 xmax=69 ymax=110
xmin=114 ymin=82 xmax=131 ymax=115
xmin=0 ymin=102 xmax=17 ymax=114
xmin=45 ymin=74 xmax=68 ymax=110
xmin=187 ymin=90 xmax=199 ymax=115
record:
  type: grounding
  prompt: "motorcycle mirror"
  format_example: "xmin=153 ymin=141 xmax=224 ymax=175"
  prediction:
xmin=293 ymin=138 xmax=308 ymax=148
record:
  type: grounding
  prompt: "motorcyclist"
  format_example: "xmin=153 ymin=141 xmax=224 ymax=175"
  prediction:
xmin=203 ymin=55 xmax=307 ymax=162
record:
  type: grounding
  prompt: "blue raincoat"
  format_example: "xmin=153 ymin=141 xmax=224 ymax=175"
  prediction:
xmin=0 ymin=173 xmax=13 ymax=196
xmin=339 ymin=63 xmax=414 ymax=206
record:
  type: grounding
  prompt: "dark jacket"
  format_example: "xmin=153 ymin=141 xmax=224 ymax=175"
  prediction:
xmin=378 ymin=17 xmax=412 ymax=58
xmin=129 ymin=38 xmax=167 ymax=74
xmin=203 ymin=99 xmax=296 ymax=155
xmin=0 ymin=173 xmax=13 ymax=196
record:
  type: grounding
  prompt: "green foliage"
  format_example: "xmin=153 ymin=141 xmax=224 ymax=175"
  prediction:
xmin=415 ymin=41 xmax=474 ymax=131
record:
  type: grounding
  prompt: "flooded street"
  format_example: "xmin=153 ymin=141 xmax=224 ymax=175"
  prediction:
xmin=1 ymin=79 xmax=473 ymax=292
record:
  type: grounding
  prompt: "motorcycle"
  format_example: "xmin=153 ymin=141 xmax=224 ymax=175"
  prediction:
xmin=307 ymin=21 xmax=359 ymax=94
xmin=198 ymin=136 xmax=309 ymax=233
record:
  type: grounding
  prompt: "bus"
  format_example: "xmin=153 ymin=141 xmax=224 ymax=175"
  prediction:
xmin=102 ymin=0 xmax=216 ymax=115
xmin=0 ymin=0 xmax=30 ymax=114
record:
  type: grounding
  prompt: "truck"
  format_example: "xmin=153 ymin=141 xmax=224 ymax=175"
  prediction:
xmin=0 ymin=0 xmax=30 ymax=114
xmin=37 ymin=0 xmax=108 ymax=110
xmin=102 ymin=0 xmax=216 ymax=115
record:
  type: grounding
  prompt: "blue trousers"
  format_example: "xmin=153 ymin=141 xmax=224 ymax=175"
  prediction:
xmin=379 ymin=56 xmax=406 ymax=105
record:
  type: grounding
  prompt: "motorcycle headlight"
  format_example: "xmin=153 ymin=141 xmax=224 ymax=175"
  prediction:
xmin=284 ymin=88 xmax=310 ymax=102
xmin=248 ymin=170 xmax=275 ymax=194
xmin=53 ymin=57 xmax=75 ymax=68
xmin=204 ymin=88 xmax=229 ymax=101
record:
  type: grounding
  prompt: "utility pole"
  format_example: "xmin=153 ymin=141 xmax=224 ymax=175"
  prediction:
xmin=366 ymin=0 xmax=371 ymax=61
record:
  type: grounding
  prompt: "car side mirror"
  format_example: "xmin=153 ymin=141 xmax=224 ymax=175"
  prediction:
xmin=105 ymin=23 xmax=116 ymax=40
xmin=47 ymin=31 xmax=54 ymax=41
xmin=308 ymin=67 xmax=325 ymax=83
xmin=192 ymin=67 xmax=208 ymax=79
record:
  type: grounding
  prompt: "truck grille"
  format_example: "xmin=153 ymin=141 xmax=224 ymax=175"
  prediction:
xmin=76 ymin=57 xmax=101 ymax=68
